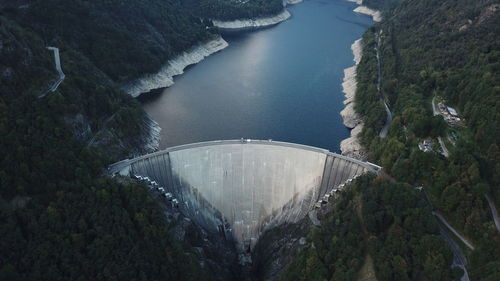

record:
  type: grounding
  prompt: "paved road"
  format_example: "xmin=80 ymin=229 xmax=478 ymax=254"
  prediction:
xmin=432 ymin=96 xmax=440 ymax=116
xmin=419 ymin=188 xmax=471 ymax=280
xmin=433 ymin=211 xmax=475 ymax=250
xmin=374 ymin=32 xmax=392 ymax=138
xmin=438 ymin=227 xmax=470 ymax=281
xmin=438 ymin=137 xmax=450 ymax=158
xmin=40 ymin=47 xmax=65 ymax=98
xmin=485 ymin=194 xmax=500 ymax=233
xmin=379 ymin=101 xmax=392 ymax=138
xmin=432 ymin=97 xmax=450 ymax=157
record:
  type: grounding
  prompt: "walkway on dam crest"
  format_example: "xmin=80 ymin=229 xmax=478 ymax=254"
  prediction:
xmin=109 ymin=139 xmax=382 ymax=175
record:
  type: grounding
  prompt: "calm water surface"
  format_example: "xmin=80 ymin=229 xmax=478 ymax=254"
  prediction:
xmin=142 ymin=0 xmax=373 ymax=152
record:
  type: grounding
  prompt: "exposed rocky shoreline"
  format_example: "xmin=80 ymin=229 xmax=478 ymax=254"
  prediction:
xmin=123 ymin=36 xmax=228 ymax=98
xmin=339 ymin=39 xmax=368 ymax=161
xmin=212 ymin=9 xmax=291 ymax=31
xmin=339 ymin=0 xmax=382 ymax=160
xmin=347 ymin=0 xmax=383 ymax=22
xmin=286 ymin=0 xmax=303 ymax=5
xmin=354 ymin=6 xmax=382 ymax=22
xmin=130 ymin=6 xmax=301 ymax=149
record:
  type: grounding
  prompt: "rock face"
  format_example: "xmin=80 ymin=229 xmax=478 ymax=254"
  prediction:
xmin=212 ymin=9 xmax=291 ymax=31
xmin=124 ymin=37 xmax=228 ymax=98
xmin=340 ymin=38 xmax=368 ymax=161
xmin=145 ymin=181 xmax=240 ymax=281
xmin=251 ymin=215 xmax=312 ymax=280
xmin=142 ymin=113 xmax=161 ymax=153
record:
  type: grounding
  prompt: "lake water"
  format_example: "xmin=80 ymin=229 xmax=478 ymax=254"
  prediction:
xmin=142 ymin=0 xmax=373 ymax=152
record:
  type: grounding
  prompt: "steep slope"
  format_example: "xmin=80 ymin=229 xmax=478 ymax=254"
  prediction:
xmin=352 ymin=0 xmax=499 ymax=280
xmin=7 ymin=0 xmax=215 ymax=83
xmin=0 ymin=1 xmax=219 ymax=279
xmin=276 ymin=176 xmax=455 ymax=281
xmin=1 ymin=0 xmax=299 ymax=279
xmin=184 ymin=0 xmax=284 ymax=21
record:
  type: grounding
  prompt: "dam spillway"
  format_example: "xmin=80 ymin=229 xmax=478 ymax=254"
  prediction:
xmin=109 ymin=140 xmax=381 ymax=251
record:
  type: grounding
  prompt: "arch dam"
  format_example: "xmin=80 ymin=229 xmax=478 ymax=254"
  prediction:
xmin=109 ymin=139 xmax=381 ymax=251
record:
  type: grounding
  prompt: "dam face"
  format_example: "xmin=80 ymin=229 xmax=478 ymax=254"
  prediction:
xmin=109 ymin=140 xmax=380 ymax=251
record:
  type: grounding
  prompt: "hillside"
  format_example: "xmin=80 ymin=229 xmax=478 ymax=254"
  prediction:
xmin=277 ymin=175 xmax=456 ymax=281
xmin=352 ymin=0 xmax=500 ymax=279
xmin=0 ymin=1 xmax=249 ymax=279
xmin=3 ymin=0 xmax=216 ymax=83
xmin=0 ymin=0 xmax=498 ymax=280
xmin=184 ymin=0 xmax=284 ymax=21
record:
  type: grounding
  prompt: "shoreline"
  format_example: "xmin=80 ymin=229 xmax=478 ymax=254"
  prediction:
xmin=346 ymin=0 xmax=383 ymax=22
xmin=286 ymin=0 xmax=303 ymax=5
xmin=212 ymin=9 xmax=291 ymax=31
xmin=354 ymin=6 xmax=382 ymax=22
xmin=123 ymin=36 xmax=228 ymax=98
xmin=339 ymin=39 xmax=368 ymax=161
xmin=131 ymin=4 xmax=304 ymax=149
xmin=339 ymin=0 xmax=382 ymax=160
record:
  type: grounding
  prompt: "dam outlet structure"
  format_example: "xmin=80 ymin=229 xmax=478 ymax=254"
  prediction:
xmin=109 ymin=140 xmax=381 ymax=252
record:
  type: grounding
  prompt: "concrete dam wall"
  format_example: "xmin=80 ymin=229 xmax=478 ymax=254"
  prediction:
xmin=109 ymin=140 xmax=381 ymax=251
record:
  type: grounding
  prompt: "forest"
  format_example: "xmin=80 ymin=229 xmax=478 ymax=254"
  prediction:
xmin=352 ymin=0 xmax=500 ymax=280
xmin=0 ymin=11 xmax=212 ymax=279
xmin=278 ymin=175 xmax=458 ymax=281
xmin=0 ymin=0 xmax=498 ymax=280
xmin=0 ymin=0 xmax=292 ymax=278
xmin=184 ymin=0 xmax=284 ymax=21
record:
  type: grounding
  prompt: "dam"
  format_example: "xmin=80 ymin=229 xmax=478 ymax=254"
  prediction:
xmin=109 ymin=140 xmax=381 ymax=251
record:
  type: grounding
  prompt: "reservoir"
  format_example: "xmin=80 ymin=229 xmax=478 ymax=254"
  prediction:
xmin=142 ymin=0 xmax=373 ymax=152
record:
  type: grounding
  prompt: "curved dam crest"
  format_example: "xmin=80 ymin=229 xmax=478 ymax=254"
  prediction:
xmin=110 ymin=140 xmax=381 ymax=251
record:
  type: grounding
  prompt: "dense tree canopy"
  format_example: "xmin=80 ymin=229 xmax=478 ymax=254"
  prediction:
xmin=185 ymin=0 xmax=284 ymax=21
xmin=278 ymin=176 xmax=454 ymax=281
xmin=354 ymin=0 xmax=500 ymax=279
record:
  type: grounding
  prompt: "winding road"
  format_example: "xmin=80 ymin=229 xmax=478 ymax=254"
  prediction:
xmin=433 ymin=211 xmax=475 ymax=250
xmin=39 ymin=47 xmax=65 ymax=98
xmin=485 ymin=194 xmax=500 ymax=233
xmin=432 ymin=97 xmax=450 ymax=157
xmin=375 ymin=31 xmax=392 ymax=138
xmin=438 ymin=227 xmax=470 ymax=281
xmin=437 ymin=137 xmax=450 ymax=158
xmin=432 ymin=96 xmax=440 ymax=116
xmin=419 ymin=188 xmax=471 ymax=280
xmin=379 ymin=102 xmax=392 ymax=138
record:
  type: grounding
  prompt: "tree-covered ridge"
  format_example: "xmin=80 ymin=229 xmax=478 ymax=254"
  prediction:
xmin=278 ymin=176 xmax=455 ymax=281
xmin=0 ymin=9 xmax=208 ymax=280
xmin=1 ymin=0 xmax=293 ymax=278
xmin=0 ymin=178 xmax=210 ymax=281
xmin=185 ymin=0 xmax=284 ymax=21
xmin=2 ymin=0 xmax=285 ymax=83
xmin=353 ymin=0 xmax=499 ymax=279
xmin=4 ymin=0 xmax=215 ymax=83
xmin=363 ymin=0 xmax=401 ymax=11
